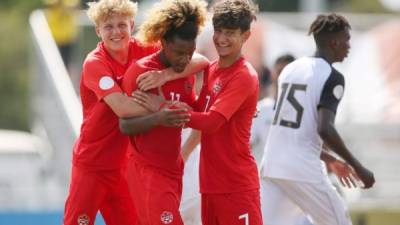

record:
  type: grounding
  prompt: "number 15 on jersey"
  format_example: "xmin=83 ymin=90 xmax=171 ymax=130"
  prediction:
xmin=273 ymin=83 xmax=307 ymax=129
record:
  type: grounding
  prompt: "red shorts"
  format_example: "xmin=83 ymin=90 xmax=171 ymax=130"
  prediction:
xmin=63 ymin=165 xmax=136 ymax=225
xmin=127 ymin=157 xmax=183 ymax=225
xmin=201 ymin=190 xmax=262 ymax=225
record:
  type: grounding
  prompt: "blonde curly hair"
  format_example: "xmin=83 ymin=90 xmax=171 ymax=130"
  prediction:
xmin=86 ymin=0 xmax=138 ymax=26
xmin=136 ymin=0 xmax=208 ymax=45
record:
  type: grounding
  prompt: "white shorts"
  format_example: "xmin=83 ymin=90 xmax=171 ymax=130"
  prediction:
xmin=261 ymin=177 xmax=352 ymax=225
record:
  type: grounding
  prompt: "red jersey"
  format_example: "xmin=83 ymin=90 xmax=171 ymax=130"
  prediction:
xmin=194 ymin=57 xmax=260 ymax=193
xmin=73 ymin=38 xmax=158 ymax=170
xmin=122 ymin=52 xmax=196 ymax=177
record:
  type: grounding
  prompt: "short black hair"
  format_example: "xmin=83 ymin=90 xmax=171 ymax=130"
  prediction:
xmin=308 ymin=13 xmax=351 ymax=46
xmin=212 ymin=0 xmax=258 ymax=32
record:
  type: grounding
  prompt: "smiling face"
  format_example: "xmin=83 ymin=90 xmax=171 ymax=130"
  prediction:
xmin=95 ymin=14 xmax=133 ymax=54
xmin=161 ymin=36 xmax=196 ymax=73
xmin=212 ymin=27 xmax=250 ymax=59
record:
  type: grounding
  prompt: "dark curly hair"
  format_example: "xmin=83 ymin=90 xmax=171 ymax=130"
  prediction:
xmin=308 ymin=13 xmax=351 ymax=46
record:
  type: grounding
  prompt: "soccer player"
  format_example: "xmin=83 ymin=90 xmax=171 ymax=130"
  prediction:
xmin=119 ymin=0 xmax=208 ymax=224
xmin=184 ymin=1 xmax=262 ymax=224
xmin=258 ymin=55 xmax=357 ymax=225
xmin=63 ymin=0 xmax=207 ymax=224
xmin=261 ymin=14 xmax=375 ymax=225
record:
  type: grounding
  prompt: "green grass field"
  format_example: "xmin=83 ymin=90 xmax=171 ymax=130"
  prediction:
xmin=351 ymin=209 xmax=400 ymax=225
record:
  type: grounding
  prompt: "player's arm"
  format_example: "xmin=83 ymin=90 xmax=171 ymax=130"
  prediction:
xmin=187 ymin=71 xmax=256 ymax=133
xmin=103 ymin=93 xmax=150 ymax=118
xmin=186 ymin=111 xmax=226 ymax=133
xmin=119 ymin=107 xmax=190 ymax=135
xmin=182 ymin=129 xmax=201 ymax=162
xmin=82 ymin=59 xmax=150 ymax=119
xmin=116 ymin=60 xmax=179 ymax=134
xmin=136 ymin=53 xmax=209 ymax=91
xmin=318 ymin=109 xmax=359 ymax=168
xmin=119 ymin=78 xmax=190 ymax=135
xmin=318 ymin=108 xmax=375 ymax=188
xmin=317 ymin=71 xmax=374 ymax=188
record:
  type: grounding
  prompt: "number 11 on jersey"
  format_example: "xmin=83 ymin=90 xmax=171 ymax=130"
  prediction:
xmin=170 ymin=92 xmax=181 ymax=102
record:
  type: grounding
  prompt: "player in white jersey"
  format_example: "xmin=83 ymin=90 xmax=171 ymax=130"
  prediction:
xmin=256 ymin=55 xmax=357 ymax=225
xmin=261 ymin=14 xmax=375 ymax=225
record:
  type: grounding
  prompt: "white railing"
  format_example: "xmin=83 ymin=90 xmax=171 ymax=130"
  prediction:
xmin=29 ymin=10 xmax=82 ymax=136
xmin=29 ymin=10 xmax=82 ymax=186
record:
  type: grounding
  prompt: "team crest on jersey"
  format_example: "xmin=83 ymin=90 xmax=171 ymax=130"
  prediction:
xmin=115 ymin=75 xmax=123 ymax=80
xmin=77 ymin=214 xmax=90 ymax=225
xmin=184 ymin=81 xmax=193 ymax=94
xmin=212 ymin=81 xmax=222 ymax=94
xmin=160 ymin=211 xmax=174 ymax=224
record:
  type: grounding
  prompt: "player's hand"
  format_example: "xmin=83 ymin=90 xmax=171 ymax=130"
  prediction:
xmin=132 ymin=90 xmax=164 ymax=112
xmin=353 ymin=164 xmax=375 ymax=189
xmin=156 ymin=107 xmax=190 ymax=128
xmin=137 ymin=70 xmax=167 ymax=91
xmin=327 ymin=159 xmax=360 ymax=188
xmin=166 ymin=101 xmax=193 ymax=111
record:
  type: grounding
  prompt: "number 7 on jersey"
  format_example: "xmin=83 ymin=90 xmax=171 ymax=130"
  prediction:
xmin=239 ymin=213 xmax=249 ymax=225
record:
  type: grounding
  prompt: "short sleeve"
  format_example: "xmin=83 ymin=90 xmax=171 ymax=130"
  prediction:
xmin=210 ymin=71 xmax=257 ymax=120
xmin=192 ymin=67 xmax=210 ymax=112
xmin=131 ymin=39 xmax=160 ymax=60
xmin=122 ymin=61 xmax=152 ymax=97
xmin=82 ymin=58 xmax=123 ymax=100
xmin=318 ymin=69 xmax=345 ymax=114
xmin=140 ymin=45 xmax=160 ymax=58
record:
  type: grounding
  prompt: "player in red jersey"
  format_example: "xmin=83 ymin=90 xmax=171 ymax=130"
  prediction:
xmin=184 ymin=1 xmax=262 ymax=224
xmin=62 ymin=0 xmax=208 ymax=225
xmin=118 ymin=0 xmax=208 ymax=224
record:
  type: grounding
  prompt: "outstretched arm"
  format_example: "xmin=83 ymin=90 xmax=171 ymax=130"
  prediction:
xmin=318 ymin=108 xmax=375 ymax=188
xmin=104 ymin=93 xmax=150 ymax=118
xmin=136 ymin=53 xmax=209 ymax=91
xmin=186 ymin=111 xmax=226 ymax=133
xmin=120 ymin=107 xmax=190 ymax=136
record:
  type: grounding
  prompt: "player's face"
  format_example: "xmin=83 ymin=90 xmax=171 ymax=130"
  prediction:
xmin=213 ymin=27 xmax=250 ymax=59
xmin=162 ymin=37 xmax=196 ymax=73
xmin=96 ymin=14 xmax=133 ymax=53
xmin=333 ymin=28 xmax=351 ymax=62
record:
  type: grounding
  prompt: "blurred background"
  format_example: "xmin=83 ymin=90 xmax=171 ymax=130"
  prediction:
xmin=0 ymin=0 xmax=399 ymax=224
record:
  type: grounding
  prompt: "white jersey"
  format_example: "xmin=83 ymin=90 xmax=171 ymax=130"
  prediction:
xmin=250 ymin=97 xmax=275 ymax=168
xmin=262 ymin=57 xmax=345 ymax=183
